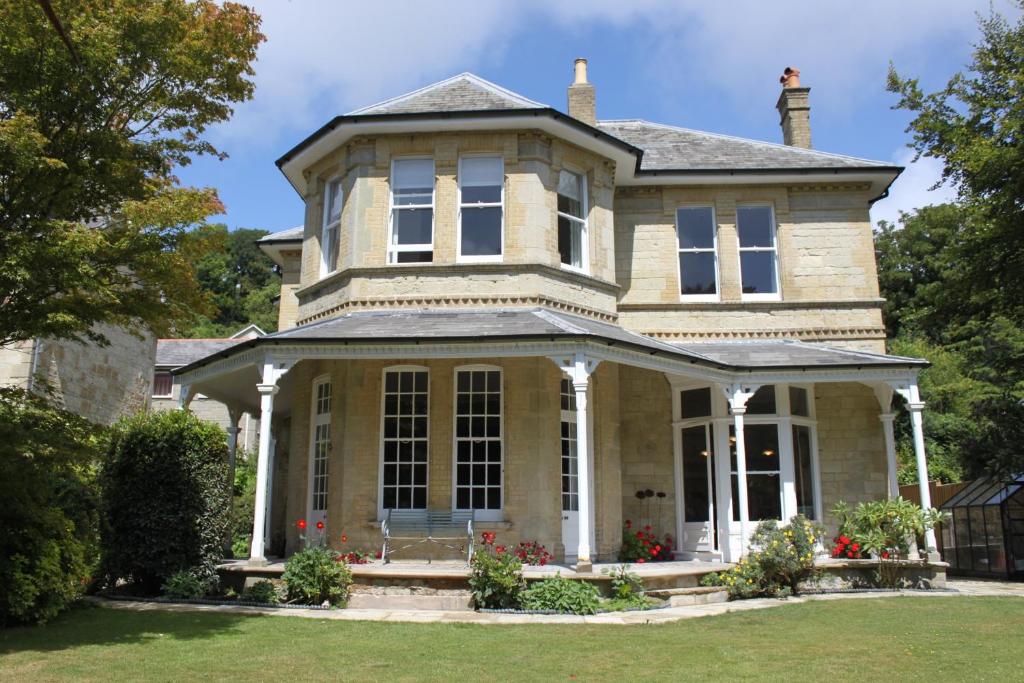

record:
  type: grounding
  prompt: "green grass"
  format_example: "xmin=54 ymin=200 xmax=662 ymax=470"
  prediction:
xmin=1 ymin=597 xmax=1022 ymax=681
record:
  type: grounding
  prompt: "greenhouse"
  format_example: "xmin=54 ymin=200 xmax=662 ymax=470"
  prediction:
xmin=940 ymin=475 xmax=1024 ymax=580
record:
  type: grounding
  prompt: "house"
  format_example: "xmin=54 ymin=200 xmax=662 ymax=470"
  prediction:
xmin=175 ymin=62 xmax=939 ymax=569
xmin=0 ymin=324 xmax=155 ymax=426
xmin=151 ymin=324 xmax=266 ymax=458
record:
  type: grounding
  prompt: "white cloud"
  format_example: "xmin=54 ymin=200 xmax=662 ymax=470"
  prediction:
xmin=220 ymin=0 xmax=999 ymax=143
xmin=870 ymin=149 xmax=958 ymax=227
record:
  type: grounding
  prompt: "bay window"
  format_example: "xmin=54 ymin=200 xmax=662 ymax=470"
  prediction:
xmin=388 ymin=159 xmax=434 ymax=263
xmin=380 ymin=367 xmax=429 ymax=512
xmin=736 ymin=205 xmax=780 ymax=298
xmin=320 ymin=178 xmax=342 ymax=276
xmin=454 ymin=366 xmax=503 ymax=519
xmin=458 ymin=156 xmax=503 ymax=261
xmin=557 ymin=169 xmax=587 ymax=271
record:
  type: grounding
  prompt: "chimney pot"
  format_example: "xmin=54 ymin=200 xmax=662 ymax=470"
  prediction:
xmin=779 ymin=66 xmax=801 ymax=88
xmin=776 ymin=67 xmax=811 ymax=148
xmin=574 ymin=58 xmax=589 ymax=84
xmin=567 ymin=58 xmax=596 ymax=126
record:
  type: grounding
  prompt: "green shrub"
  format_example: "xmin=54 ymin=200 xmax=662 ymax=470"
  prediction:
xmin=241 ymin=579 xmax=280 ymax=604
xmin=603 ymin=565 xmax=645 ymax=605
xmin=832 ymin=498 xmax=947 ymax=560
xmin=282 ymin=547 xmax=351 ymax=605
xmin=161 ymin=570 xmax=207 ymax=600
xmin=521 ymin=575 xmax=601 ymax=615
xmin=100 ymin=410 xmax=230 ymax=593
xmin=468 ymin=534 xmax=525 ymax=609
xmin=230 ymin=454 xmax=256 ymax=559
xmin=715 ymin=515 xmax=823 ymax=599
xmin=0 ymin=387 xmax=102 ymax=626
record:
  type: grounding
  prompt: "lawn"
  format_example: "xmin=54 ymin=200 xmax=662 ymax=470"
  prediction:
xmin=1 ymin=597 xmax=1022 ymax=681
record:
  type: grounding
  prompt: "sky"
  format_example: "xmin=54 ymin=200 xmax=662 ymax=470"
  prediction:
xmin=177 ymin=0 xmax=1016 ymax=234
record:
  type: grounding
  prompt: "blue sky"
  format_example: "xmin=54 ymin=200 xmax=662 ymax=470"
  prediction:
xmin=178 ymin=0 xmax=1015 ymax=234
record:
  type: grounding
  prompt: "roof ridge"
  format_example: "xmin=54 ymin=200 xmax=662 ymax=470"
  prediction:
xmin=780 ymin=339 xmax=923 ymax=363
xmin=346 ymin=72 xmax=547 ymax=116
xmin=598 ymin=119 xmax=890 ymax=167
xmin=532 ymin=308 xmax=588 ymax=334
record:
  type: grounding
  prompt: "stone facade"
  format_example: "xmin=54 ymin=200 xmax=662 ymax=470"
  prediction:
xmin=0 ymin=326 xmax=154 ymax=426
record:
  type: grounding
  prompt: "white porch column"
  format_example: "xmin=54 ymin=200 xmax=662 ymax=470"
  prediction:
xmin=722 ymin=384 xmax=759 ymax=557
xmin=890 ymin=380 xmax=939 ymax=559
xmin=552 ymin=352 xmax=600 ymax=572
xmin=249 ymin=382 xmax=278 ymax=565
xmin=778 ymin=416 xmax=798 ymax=520
xmin=879 ymin=413 xmax=900 ymax=499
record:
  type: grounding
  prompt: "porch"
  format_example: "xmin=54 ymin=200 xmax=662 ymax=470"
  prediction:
xmin=174 ymin=307 xmax=939 ymax=568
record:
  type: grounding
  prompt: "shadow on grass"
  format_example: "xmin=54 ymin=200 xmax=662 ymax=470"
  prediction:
xmin=0 ymin=601 xmax=258 ymax=655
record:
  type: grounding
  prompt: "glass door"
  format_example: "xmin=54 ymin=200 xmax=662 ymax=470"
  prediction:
xmin=680 ymin=424 xmax=716 ymax=552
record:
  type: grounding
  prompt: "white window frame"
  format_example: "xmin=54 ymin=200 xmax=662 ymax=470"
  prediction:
xmin=457 ymin=155 xmax=504 ymax=263
xmin=736 ymin=204 xmax=781 ymax=301
xmin=556 ymin=167 xmax=589 ymax=274
xmin=387 ymin=157 xmax=435 ymax=264
xmin=452 ymin=364 xmax=504 ymax=522
xmin=675 ymin=205 xmax=720 ymax=302
xmin=377 ymin=365 xmax=430 ymax=520
xmin=560 ymin=377 xmax=579 ymax=513
xmin=788 ymin=384 xmax=822 ymax=521
xmin=320 ymin=177 xmax=343 ymax=277
xmin=307 ymin=375 xmax=332 ymax=526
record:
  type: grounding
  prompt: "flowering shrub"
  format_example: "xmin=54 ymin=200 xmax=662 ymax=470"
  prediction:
xmin=831 ymin=534 xmax=865 ymax=559
xmin=468 ymin=532 xmax=525 ymax=609
xmin=831 ymin=498 xmax=946 ymax=561
xmin=618 ymin=520 xmax=673 ymax=562
xmin=520 ymin=574 xmax=600 ymax=615
xmin=702 ymin=515 xmax=822 ymax=599
xmin=338 ymin=550 xmax=376 ymax=565
xmin=514 ymin=541 xmax=553 ymax=566
xmin=282 ymin=546 xmax=352 ymax=606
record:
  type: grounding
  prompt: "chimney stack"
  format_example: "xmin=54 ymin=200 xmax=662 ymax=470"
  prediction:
xmin=567 ymin=58 xmax=596 ymax=126
xmin=776 ymin=67 xmax=811 ymax=148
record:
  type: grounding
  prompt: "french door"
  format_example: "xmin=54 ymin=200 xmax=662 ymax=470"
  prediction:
xmin=679 ymin=423 xmax=717 ymax=552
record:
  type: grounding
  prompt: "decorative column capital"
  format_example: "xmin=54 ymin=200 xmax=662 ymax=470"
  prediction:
xmin=906 ymin=401 xmax=926 ymax=413
xmin=256 ymin=383 xmax=280 ymax=397
xmin=878 ymin=412 xmax=897 ymax=423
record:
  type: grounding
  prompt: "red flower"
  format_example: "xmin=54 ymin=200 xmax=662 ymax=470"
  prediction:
xmin=654 ymin=545 xmax=661 ymax=552
xmin=481 ymin=531 xmax=496 ymax=545
xmin=839 ymin=535 xmax=850 ymax=545
xmin=374 ymin=550 xmax=382 ymax=559
xmin=846 ymin=551 xmax=854 ymax=558
xmin=316 ymin=521 xmax=324 ymax=530
xmin=881 ymin=551 xmax=890 ymax=559
xmin=341 ymin=534 xmax=348 ymax=543
xmin=636 ymin=531 xmax=643 ymax=539
xmin=636 ymin=558 xmax=646 ymax=564
xmin=496 ymin=545 xmax=506 ymax=554
xmin=644 ymin=525 xmax=652 ymax=532
xmin=850 ymin=543 xmax=860 ymax=552
xmin=625 ymin=520 xmax=632 ymax=529
xmin=296 ymin=519 xmax=307 ymax=530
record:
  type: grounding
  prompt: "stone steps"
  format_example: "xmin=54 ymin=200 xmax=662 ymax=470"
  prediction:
xmin=646 ymin=586 xmax=729 ymax=606
xmin=347 ymin=586 xmax=473 ymax=611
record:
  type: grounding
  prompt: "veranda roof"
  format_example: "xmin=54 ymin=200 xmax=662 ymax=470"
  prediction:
xmin=173 ymin=308 xmax=926 ymax=375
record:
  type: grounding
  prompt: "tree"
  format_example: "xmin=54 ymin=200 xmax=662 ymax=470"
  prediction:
xmin=184 ymin=226 xmax=281 ymax=337
xmin=0 ymin=1 xmax=263 ymax=347
xmin=888 ymin=3 xmax=1024 ymax=329
xmin=885 ymin=4 xmax=1024 ymax=477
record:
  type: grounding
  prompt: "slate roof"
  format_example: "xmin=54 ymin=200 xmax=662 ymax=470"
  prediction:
xmin=156 ymin=339 xmax=245 ymax=368
xmin=175 ymin=309 xmax=925 ymax=374
xmin=598 ymin=120 xmax=893 ymax=172
xmin=257 ymin=226 xmax=303 ymax=243
xmin=669 ymin=340 xmax=926 ymax=369
xmin=347 ymin=73 xmax=547 ymax=116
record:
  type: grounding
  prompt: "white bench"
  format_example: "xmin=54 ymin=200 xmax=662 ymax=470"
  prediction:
xmin=380 ymin=509 xmax=475 ymax=564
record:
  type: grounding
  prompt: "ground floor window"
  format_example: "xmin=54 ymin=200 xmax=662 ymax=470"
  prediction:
xmin=309 ymin=377 xmax=332 ymax=519
xmin=454 ymin=367 xmax=502 ymax=515
xmin=730 ymin=424 xmax=782 ymax=521
xmin=381 ymin=368 xmax=428 ymax=510
xmin=560 ymin=378 xmax=578 ymax=512
xmin=793 ymin=424 xmax=817 ymax=519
